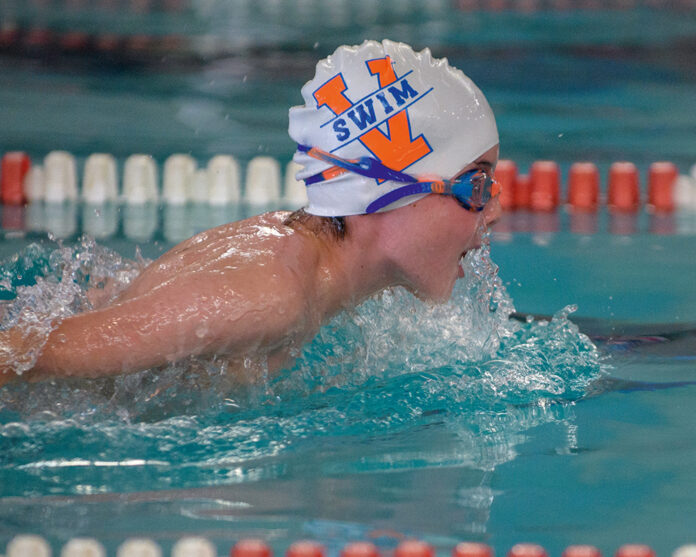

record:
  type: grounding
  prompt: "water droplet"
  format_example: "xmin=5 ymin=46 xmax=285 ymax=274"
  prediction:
xmin=195 ymin=323 xmax=208 ymax=338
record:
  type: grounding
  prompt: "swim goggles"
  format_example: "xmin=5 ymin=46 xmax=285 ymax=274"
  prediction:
xmin=298 ymin=144 xmax=500 ymax=214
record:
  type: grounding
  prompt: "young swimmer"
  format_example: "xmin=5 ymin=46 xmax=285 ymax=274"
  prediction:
xmin=0 ymin=40 xmax=501 ymax=386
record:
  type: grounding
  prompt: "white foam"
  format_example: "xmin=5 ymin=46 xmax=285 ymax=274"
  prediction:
xmin=44 ymin=151 xmax=78 ymax=203
xmin=163 ymin=154 xmax=196 ymax=205
xmin=207 ymin=155 xmax=241 ymax=206
xmin=283 ymin=160 xmax=308 ymax=209
xmin=82 ymin=153 xmax=118 ymax=204
xmin=172 ymin=538 xmax=216 ymax=557
xmin=244 ymin=156 xmax=281 ymax=207
xmin=7 ymin=536 xmax=51 ymax=557
xmin=61 ymin=539 xmax=105 ymax=557
xmin=123 ymin=155 xmax=159 ymax=205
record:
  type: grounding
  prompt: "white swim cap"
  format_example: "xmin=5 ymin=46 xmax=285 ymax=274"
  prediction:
xmin=288 ymin=39 xmax=499 ymax=217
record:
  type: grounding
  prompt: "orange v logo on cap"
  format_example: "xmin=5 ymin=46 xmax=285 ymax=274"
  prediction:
xmin=312 ymin=56 xmax=433 ymax=178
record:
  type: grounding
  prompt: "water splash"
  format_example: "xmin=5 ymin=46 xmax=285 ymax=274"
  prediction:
xmin=1 ymin=238 xmax=146 ymax=375
xmin=264 ymin=243 xmax=600 ymax=471
xmin=0 ymin=236 xmax=604 ymax=497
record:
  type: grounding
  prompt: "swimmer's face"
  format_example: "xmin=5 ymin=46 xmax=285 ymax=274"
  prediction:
xmin=389 ymin=145 xmax=500 ymax=302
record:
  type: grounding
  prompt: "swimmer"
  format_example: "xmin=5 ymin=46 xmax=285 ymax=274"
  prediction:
xmin=0 ymin=40 xmax=500 ymax=386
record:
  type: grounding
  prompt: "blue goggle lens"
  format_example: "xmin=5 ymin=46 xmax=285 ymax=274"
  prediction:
xmin=451 ymin=170 xmax=495 ymax=211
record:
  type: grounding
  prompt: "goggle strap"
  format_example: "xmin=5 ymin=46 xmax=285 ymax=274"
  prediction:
xmin=304 ymin=166 xmax=348 ymax=185
xmin=298 ymin=144 xmax=497 ymax=213
xmin=366 ymin=182 xmax=434 ymax=213
xmin=367 ymin=172 xmax=483 ymax=213
xmin=299 ymin=144 xmax=417 ymax=185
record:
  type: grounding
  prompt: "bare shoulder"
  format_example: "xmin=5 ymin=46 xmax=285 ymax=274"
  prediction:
xmin=190 ymin=211 xmax=321 ymax=297
xmin=123 ymin=212 xmax=314 ymax=295
xmin=114 ymin=211 xmax=324 ymax=353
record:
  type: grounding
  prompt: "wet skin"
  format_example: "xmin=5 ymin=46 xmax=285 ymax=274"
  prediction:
xmin=1 ymin=146 xmax=500 ymax=385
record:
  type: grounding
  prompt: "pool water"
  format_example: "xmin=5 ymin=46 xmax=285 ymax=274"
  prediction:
xmin=1 ymin=227 xmax=695 ymax=556
xmin=2 ymin=3 xmax=696 ymax=556
xmin=0 ymin=235 xmax=598 ymax=549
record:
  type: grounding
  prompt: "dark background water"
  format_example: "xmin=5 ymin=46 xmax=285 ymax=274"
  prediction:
xmin=1 ymin=1 xmax=695 ymax=177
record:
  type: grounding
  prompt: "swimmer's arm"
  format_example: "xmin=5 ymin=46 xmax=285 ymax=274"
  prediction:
xmin=23 ymin=278 xmax=302 ymax=381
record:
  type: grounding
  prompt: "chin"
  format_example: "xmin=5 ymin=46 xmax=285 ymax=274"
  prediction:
xmin=420 ymin=276 xmax=457 ymax=304
xmin=408 ymin=282 xmax=447 ymax=303
xmin=405 ymin=263 xmax=459 ymax=303
xmin=457 ymin=258 xmax=466 ymax=279
xmin=432 ymin=290 xmax=454 ymax=304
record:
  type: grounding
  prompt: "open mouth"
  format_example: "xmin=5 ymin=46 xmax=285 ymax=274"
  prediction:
xmin=458 ymin=253 xmax=466 ymax=278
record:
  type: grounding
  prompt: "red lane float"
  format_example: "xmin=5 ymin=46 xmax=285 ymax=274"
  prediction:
xmin=529 ymin=160 xmax=560 ymax=212
xmin=0 ymin=26 xmax=19 ymax=48
xmin=608 ymin=161 xmax=640 ymax=213
xmin=24 ymin=28 xmax=54 ymax=51
xmin=615 ymin=545 xmax=656 ymax=557
xmin=1 ymin=152 xmax=30 ymax=205
xmin=127 ymin=34 xmax=153 ymax=53
xmin=60 ymin=32 xmax=91 ymax=52
xmin=340 ymin=542 xmax=379 ymax=557
xmin=648 ymin=161 xmax=678 ymax=213
xmin=230 ymin=540 xmax=273 ymax=557
xmin=567 ymin=162 xmax=599 ymax=212
xmin=395 ymin=540 xmax=435 ymax=557
xmin=514 ymin=173 xmax=531 ymax=210
xmin=94 ymin=34 xmax=122 ymax=52
xmin=287 ymin=541 xmax=325 ymax=557
xmin=508 ymin=544 xmax=548 ymax=557
xmin=563 ymin=545 xmax=602 ymax=557
xmin=453 ymin=542 xmax=494 ymax=557
xmin=224 ymin=541 xmax=661 ymax=557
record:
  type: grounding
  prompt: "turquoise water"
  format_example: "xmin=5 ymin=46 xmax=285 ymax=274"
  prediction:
xmin=2 ymin=3 xmax=696 ymax=556
xmin=0 ymin=236 xmax=604 ymax=552
xmin=2 ymin=229 xmax=696 ymax=556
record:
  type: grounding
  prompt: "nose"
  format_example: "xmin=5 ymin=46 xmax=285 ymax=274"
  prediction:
xmin=482 ymin=196 xmax=502 ymax=227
